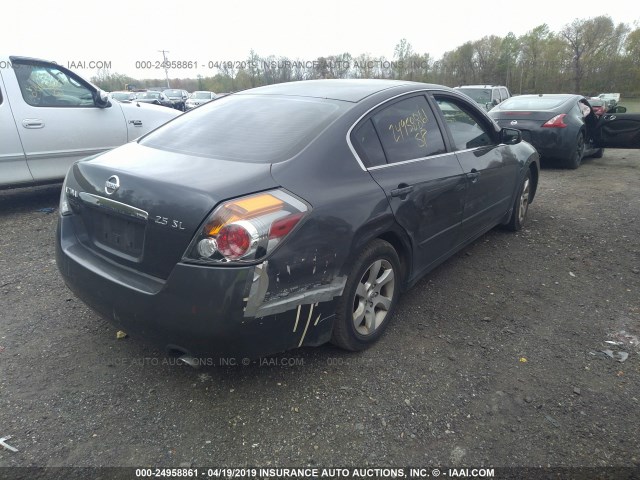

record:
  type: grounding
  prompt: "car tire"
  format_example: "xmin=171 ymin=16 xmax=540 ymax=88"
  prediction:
xmin=505 ymin=169 xmax=532 ymax=232
xmin=565 ymin=132 xmax=585 ymax=169
xmin=331 ymin=239 xmax=401 ymax=351
xmin=592 ymin=148 xmax=604 ymax=158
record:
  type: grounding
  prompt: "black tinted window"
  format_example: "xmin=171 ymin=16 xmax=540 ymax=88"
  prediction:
xmin=371 ymin=95 xmax=446 ymax=164
xmin=351 ymin=119 xmax=386 ymax=167
xmin=435 ymin=96 xmax=494 ymax=150
xmin=141 ymin=94 xmax=347 ymax=163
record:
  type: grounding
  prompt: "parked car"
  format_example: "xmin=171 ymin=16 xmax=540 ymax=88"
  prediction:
xmin=588 ymin=97 xmax=607 ymax=116
xmin=163 ymin=88 xmax=189 ymax=111
xmin=454 ymin=85 xmax=511 ymax=111
xmin=489 ymin=94 xmax=606 ymax=169
xmin=135 ymin=91 xmax=174 ymax=108
xmin=57 ymin=80 xmax=544 ymax=360
xmin=0 ymin=56 xmax=181 ymax=189
xmin=185 ymin=91 xmax=216 ymax=110
xmin=108 ymin=91 xmax=137 ymax=102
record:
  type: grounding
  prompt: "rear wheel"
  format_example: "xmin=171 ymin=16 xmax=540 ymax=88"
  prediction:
xmin=565 ymin=132 xmax=585 ymax=169
xmin=331 ymin=240 xmax=400 ymax=351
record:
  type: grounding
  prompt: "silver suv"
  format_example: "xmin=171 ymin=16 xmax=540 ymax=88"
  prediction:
xmin=454 ymin=85 xmax=511 ymax=111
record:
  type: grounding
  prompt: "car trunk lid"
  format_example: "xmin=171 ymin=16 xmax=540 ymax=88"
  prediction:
xmin=67 ymin=142 xmax=277 ymax=279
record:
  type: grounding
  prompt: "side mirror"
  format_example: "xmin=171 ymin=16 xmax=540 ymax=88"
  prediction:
xmin=94 ymin=89 xmax=110 ymax=108
xmin=501 ymin=127 xmax=522 ymax=145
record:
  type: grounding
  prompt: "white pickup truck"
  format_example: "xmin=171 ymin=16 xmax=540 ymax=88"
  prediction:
xmin=1 ymin=56 xmax=180 ymax=188
xmin=597 ymin=93 xmax=621 ymax=107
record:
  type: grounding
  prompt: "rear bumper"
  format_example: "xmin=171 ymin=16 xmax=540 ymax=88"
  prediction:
xmin=56 ymin=217 xmax=335 ymax=359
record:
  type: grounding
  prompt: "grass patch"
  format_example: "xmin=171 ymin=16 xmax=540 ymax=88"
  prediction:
xmin=620 ymin=97 xmax=640 ymax=113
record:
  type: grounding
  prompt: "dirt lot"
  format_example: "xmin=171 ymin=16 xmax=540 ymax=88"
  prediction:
xmin=1 ymin=150 xmax=639 ymax=476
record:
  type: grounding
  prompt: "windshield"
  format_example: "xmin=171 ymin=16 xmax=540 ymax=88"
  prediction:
xmin=193 ymin=91 xmax=213 ymax=99
xmin=139 ymin=92 xmax=160 ymax=99
xmin=457 ymin=88 xmax=491 ymax=104
xmin=141 ymin=94 xmax=348 ymax=163
xmin=164 ymin=89 xmax=182 ymax=96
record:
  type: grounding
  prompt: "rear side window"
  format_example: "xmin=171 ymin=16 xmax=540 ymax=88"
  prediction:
xmin=141 ymin=94 xmax=348 ymax=163
xmin=370 ymin=95 xmax=446 ymax=164
xmin=351 ymin=119 xmax=386 ymax=167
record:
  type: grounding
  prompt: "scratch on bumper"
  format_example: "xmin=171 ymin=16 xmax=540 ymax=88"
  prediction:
xmin=243 ymin=261 xmax=346 ymax=317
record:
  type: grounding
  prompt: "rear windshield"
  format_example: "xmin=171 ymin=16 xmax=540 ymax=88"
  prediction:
xmin=499 ymin=96 xmax=568 ymax=110
xmin=164 ymin=89 xmax=182 ymax=96
xmin=193 ymin=91 xmax=213 ymax=99
xmin=140 ymin=94 xmax=348 ymax=163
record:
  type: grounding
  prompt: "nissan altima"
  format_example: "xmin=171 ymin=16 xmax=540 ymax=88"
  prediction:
xmin=56 ymin=79 xmax=542 ymax=360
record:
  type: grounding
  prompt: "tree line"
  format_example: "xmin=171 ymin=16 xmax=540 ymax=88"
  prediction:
xmin=92 ymin=16 xmax=640 ymax=97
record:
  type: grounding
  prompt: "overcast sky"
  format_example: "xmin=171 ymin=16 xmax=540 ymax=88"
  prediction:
xmin=3 ymin=0 xmax=638 ymax=80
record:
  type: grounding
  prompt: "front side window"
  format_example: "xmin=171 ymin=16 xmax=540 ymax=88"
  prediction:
xmin=12 ymin=60 xmax=95 ymax=108
xmin=435 ymin=96 xmax=495 ymax=150
xmin=371 ymin=95 xmax=446 ymax=164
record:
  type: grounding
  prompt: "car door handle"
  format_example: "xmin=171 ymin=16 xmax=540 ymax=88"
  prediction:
xmin=129 ymin=120 xmax=143 ymax=127
xmin=22 ymin=119 xmax=44 ymax=129
xmin=466 ymin=169 xmax=480 ymax=182
xmin=390 ymin=184 xmax=414 ymax=198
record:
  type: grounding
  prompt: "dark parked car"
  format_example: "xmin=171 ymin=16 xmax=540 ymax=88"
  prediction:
xmin=489 ymin=94 xmax=606 ymax=168
xmin=163 ymin=88 xmax=189 ymax=111
xmin=135 ymin=91 xmax=174 ymax=108
xmin=56 ymin=79 xmax=545 ymax=360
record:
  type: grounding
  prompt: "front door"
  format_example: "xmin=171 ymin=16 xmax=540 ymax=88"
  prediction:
xmin=6 ymin=57 xmax=127 ymax=182
xmin=432 ymin=94 xmax=519 ymax=240
xmin=595 ymin=112 xmax=640 ymax=148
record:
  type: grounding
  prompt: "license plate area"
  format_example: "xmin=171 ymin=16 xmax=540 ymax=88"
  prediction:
xmin=92 ymin=210 xmax=145 ymax=259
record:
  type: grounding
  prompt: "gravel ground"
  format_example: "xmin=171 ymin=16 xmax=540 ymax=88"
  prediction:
xmin=0 ymin=150 xmax=639 ymax=476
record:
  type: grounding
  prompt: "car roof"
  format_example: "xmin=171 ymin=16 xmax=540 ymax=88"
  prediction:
xmin=237 ymin=79 xmax=445 ymax=103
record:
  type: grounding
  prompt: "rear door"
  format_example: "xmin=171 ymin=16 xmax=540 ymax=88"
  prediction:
xmin=432 ymin=93 xmax=519 ymax=240
xmin=351 ymin=92 xmax=468 ymax=275
xmin=594 ymin=112 xmax=640 ymax=148
xmin=0 ymin=70 xmax=33 ymax=186
xmin=6 ymin=57 xmax=127 ymax=183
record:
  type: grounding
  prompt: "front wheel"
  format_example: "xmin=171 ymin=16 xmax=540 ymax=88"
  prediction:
xmin=331 ymin=239 xmax=401 ymax=351
xmin=505 ymin=170 xmax=532 ymax=231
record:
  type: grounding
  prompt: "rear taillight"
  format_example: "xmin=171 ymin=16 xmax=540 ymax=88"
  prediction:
xmin=542 ymin=114 xmax=567 ymax=128
xmin=184 ymin=189 xmax=309 ymax=264
xmin=59 ymin=171 xmax=73 ymax=216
